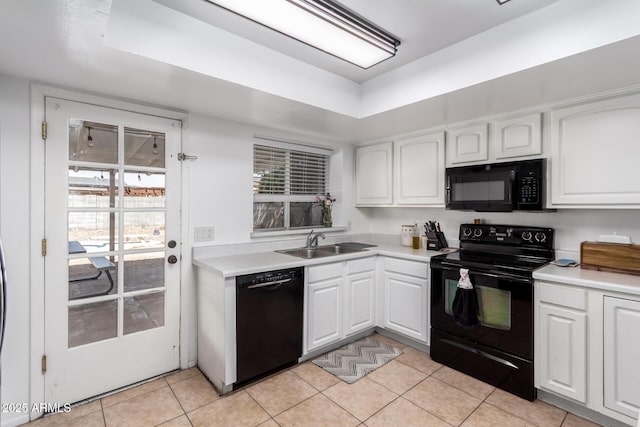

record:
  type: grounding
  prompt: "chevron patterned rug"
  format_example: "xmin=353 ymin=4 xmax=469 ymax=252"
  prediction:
xmin=312 ymin=337 xmax=402 ymax=384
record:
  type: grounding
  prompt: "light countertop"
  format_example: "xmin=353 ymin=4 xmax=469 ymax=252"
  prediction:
xmin=533 ymin=264 xmax=640 ymax=296
xmin=193 ymin=243 xmax=449 ymax=278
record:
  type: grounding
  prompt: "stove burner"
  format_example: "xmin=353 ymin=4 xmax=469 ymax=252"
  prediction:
xmin=431 ymin=223 xmax=554 ymax=278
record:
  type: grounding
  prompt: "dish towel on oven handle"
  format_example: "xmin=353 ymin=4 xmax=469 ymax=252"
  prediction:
xmin=452 ymin=268 xmax=480 ymax=328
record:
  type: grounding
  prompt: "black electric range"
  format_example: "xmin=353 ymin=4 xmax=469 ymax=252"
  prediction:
xmin=430 ymin=223 xmax=554 ymax=401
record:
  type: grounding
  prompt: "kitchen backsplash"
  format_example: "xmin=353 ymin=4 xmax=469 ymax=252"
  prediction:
xmin=364 ymin=207 xmax=640 ymax=259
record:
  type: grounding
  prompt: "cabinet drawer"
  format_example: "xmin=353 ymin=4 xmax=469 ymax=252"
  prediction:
xmin=384 ymin=257 xmax=428 ymax=279
xmin=308 ymin=262 xmax=344 ymax=283
xmin=347 ymin=256 xmax=376 ymax=275
xmin=537 ymin=282 xmax=587 ymax=311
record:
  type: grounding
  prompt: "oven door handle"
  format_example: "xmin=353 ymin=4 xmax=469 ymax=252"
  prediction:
xmin=434 ymin=262 xmax=533 ymax=284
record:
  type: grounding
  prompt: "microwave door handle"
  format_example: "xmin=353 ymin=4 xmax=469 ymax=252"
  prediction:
xmin=445 ymin=176 xmax=451 ymax=205
xmin=508 ymin=170 xmax=516 ymax=203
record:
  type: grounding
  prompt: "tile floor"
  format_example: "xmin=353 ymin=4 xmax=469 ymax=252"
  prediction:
xmin=23 ymin=333 xmax=602 ymax=427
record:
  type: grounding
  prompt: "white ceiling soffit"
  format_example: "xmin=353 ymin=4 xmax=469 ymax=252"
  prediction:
xmin=105 ymin=0 xmax=640 ymax=119
xmin=151 ymin=0 xmax=561 ymax=82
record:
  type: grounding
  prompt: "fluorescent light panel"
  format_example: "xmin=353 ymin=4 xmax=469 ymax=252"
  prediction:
xmin=206 ymin=0 xmax=399 ymax=69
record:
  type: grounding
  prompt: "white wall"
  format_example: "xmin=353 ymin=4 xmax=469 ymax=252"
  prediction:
xmin=364 ymin=207 xmax=640 ymax=257
xmin=184 ymin=113 xmax=367 ymax=247
xmin=0 ymin=75 xmax=31 ymax=427
xmin=0 ymin=74 xmax=365 ymax=425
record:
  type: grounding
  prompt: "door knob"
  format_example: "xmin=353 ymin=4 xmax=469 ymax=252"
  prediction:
xmin=168 ymin=255 xmax=178 ymax=264
xmin=168 ymin=240 xmax=177 ymax=248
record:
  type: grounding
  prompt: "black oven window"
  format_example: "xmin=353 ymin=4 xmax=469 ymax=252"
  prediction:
xmin=444 ymin=279 xmax=512 ymax=330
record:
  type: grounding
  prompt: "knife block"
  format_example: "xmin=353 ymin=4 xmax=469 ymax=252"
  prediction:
xmin=426 ymin=231 xmax=448 ymax=251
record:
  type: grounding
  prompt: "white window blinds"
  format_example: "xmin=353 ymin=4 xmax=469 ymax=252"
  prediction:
xmin=253 ymin=144 xmax=330 ymax=198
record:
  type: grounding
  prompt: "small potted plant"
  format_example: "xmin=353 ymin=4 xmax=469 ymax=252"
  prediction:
xmin=316 ymin=192 xmax=336 ymax=228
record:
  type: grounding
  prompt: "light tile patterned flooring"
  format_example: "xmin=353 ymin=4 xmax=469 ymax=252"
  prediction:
xmin=23 ymin=334 xmax=602 ymax=427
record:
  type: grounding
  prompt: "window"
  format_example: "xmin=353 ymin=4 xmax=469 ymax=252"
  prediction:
xmin=253 ymin=140 xmax=331 ymax=231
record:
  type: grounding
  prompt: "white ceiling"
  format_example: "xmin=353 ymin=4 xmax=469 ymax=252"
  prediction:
xmin=151 ymin=0 xmax=563 ymax=83
xmin=1 ymin=0 xmax=640 ymax=142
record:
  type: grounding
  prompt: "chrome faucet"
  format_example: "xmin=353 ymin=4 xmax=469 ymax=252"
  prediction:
xmin=305 ymin=229 xmax=326 ymax=248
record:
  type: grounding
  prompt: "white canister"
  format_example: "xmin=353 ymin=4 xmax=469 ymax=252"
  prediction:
xmin=401 ymin=225 xmax=416 ymax=246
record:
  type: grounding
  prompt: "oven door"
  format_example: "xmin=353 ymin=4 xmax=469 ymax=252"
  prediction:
xmin=430 ymin=263 xmax=533 ymax=359
xmin=446 ymin=164 xmax=515 ymax=211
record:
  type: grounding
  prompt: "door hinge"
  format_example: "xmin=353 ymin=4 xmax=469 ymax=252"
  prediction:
xmin=177 ymin=153 xmax=197 ymax=161
xmin=41 ymin=238 xmax=47 ymax=256
xmin=42 ymin=354 xmax=47 ymax=374
xmin=41 ymin=121 xmax=47 ymax=141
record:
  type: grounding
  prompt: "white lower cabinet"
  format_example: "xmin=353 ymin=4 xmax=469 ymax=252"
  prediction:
xmin=305 ymin=257 xmax=376 ymax=354
xmin=344 ymin=264 xmax=376 ymax=335
xmin=382 ymin=257 xmax=429 ymax=343
xmin=603 ymin=296 xmax=640 ymax=419
xmin=536 ymin=281 xmax=587 ymax=403
xmin=307 ymin=276 xmax=343 ymax=352
xmin=535 ymin=279 xmax=640 ymax=426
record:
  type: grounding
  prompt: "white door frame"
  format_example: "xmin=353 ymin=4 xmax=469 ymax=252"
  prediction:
xmin=29 ymin=85 xmax=190 ymax=420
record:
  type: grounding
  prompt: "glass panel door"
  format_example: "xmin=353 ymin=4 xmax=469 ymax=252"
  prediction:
xmin=45 ymin=98 xmax=181 ymax=405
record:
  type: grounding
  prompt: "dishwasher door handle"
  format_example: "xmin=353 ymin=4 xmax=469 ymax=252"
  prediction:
xmin=247 ymin=278 xmax=293 ymax=289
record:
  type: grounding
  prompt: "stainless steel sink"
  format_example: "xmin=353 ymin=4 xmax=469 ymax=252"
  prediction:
xmin=316 ymin=244 xmax=367 ymax=255
xmin=276 ymin=247 xmax=333 ymax=259
xmin=277 ymin=244 xmax=368 ymax=259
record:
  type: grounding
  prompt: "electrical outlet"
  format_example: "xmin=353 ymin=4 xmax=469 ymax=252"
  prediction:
xmin=194 ymin=226 xmax=215 ymax=242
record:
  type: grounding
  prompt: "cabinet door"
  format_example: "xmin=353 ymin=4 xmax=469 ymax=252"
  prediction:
xmin=344 ymin=271 xmax=376 ymax=336
xmin=493 ymin=113 xmax=542 ymax=160
xmin=537 ymin=304 xmax=587 ymax=403
xmin=355 ymin=142 xmax=393 ymax=205
xmin=446 ymin=123 xmax=488 ymax=166
xmin=550 ymin=93 xmax=640 ymax=206
xmin=307 ymin=278 xmax=343 ymax=352
xmin=383 ymin=272 xmax=428 ymax=342
xmin=394 ymin=132 xmax=445 ymax=205
xmin=604 ymin=296 xmax=640 ymax=419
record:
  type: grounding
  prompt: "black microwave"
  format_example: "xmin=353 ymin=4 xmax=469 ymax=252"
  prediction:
xmin=445 ymin=159 xmax=546 ymax=212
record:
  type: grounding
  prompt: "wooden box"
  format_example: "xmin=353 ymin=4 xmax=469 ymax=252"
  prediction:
xmin=580 ymin=241 xmax=640 ymax=276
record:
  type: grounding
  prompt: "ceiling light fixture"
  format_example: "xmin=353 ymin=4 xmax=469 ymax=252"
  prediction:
xmin=206 ymin=0 xmax=400 ymax=69
xmin=496 ymin=0 xmax=513 ymax=4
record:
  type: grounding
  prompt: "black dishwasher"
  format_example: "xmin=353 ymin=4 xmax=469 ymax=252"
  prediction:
xmin=236 ymin=267 xmax=304 ymax=385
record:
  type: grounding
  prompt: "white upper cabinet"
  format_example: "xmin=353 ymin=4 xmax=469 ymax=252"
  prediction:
xmin=447 ymin=114 xmax=543 ymax=166
xmin=446 ymin=124 xmax=488 ymax=166
xmin=550 ymin=92 xmax=640 ymax=207
xmin=355 ymin=142 xmax=393 ymax=205
xmin=394 ymin=132 xmax=445 ymax=205
xmin=493 ymin=113 xmax=542 ymax=160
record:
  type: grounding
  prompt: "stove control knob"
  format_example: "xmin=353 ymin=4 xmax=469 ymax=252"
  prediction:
xmin=473 ymin=229 xmax=483 ymax=238
xmin=462 ymin=227 xmax=472 ymax=237
xmin=522 ymin=231 xmax=533 ymax=241
xmin=535 ymin=232 xmax=547 ymax=243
